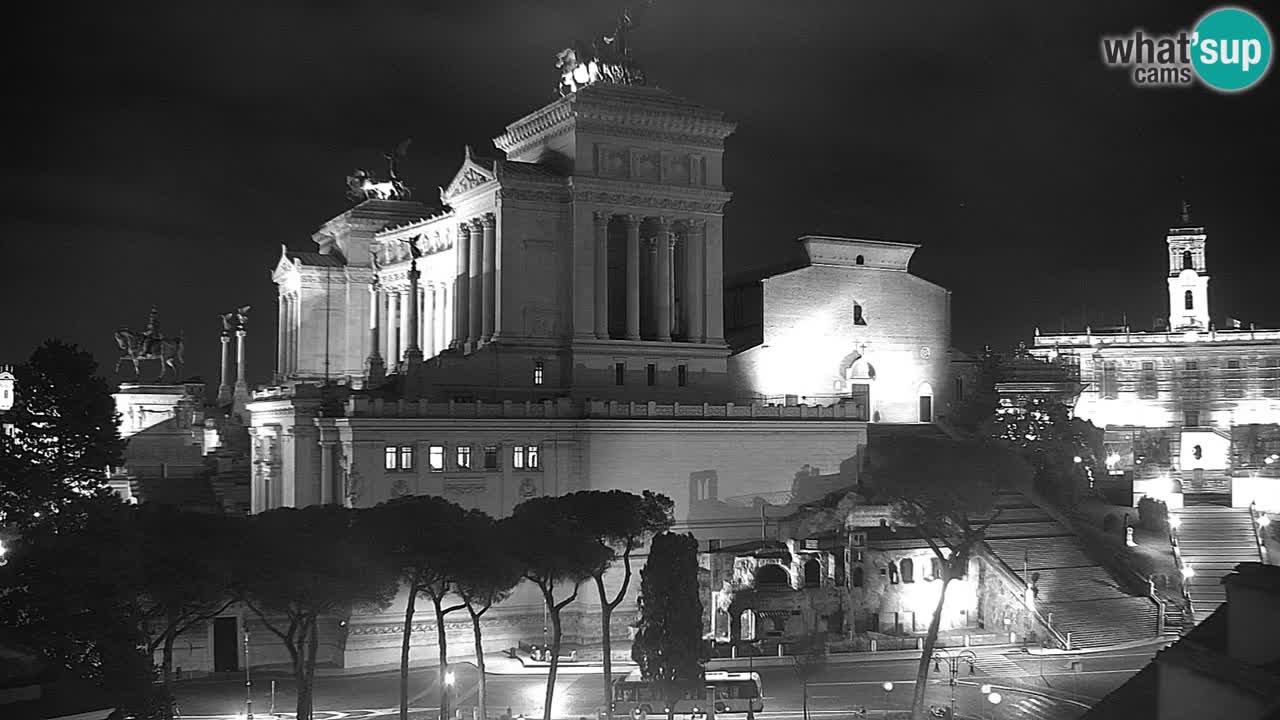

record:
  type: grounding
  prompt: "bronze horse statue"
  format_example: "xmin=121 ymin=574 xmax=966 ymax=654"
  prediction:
xmin=114 ymin=329 xmax=185 ymax=381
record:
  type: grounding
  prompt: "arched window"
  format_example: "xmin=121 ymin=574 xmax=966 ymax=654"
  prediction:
xmin=853 ymin=304 xmax=867 ymax=326
xmin=888 ymin=563 xmax=899 ymax=584
xmin=855 ymin=255 xmax=865 ymax=265
xmin=930 ymin=557 xmax=942 ymax=580
xmin=1183 ymin=250 xmax=1193 ymax=270
xmin=803 ymin=559 xmax=821 ymax=587
xmin=756 ymin=564 xmax=788 ymax=587
xmin=1185 ymin=290 xmax=1194 ymax=310
xmin=900 ymin=558 xmax=915 ymax=583
xmin=852 ymin=566 xmax=864 ymax=587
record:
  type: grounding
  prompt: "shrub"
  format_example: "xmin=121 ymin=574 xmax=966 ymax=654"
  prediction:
xmin=1138 ymin=497 xmax=1169 ymax=531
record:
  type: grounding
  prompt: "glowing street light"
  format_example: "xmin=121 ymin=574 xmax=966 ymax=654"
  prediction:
xmin=988 ymin=691 xmax=1002 ymax=719
xmin=881 ymin=682 xmax=893 ymax=720
xmin=1258 ymin=514 xmax=1272 ymax=528
xmin=979 ymin=685 xmax=994 ymax=720
xmin=1169 ymin=515 xmax=1182 ymax=530
xmin=1181 ymin=564 xmax=1196 ymax=579
xmin=1073 ymin=456 xmax=1083 ymax=464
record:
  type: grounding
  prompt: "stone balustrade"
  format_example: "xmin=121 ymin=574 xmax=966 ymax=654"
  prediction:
xmin=339 ymin=397 xmax=871 ymax=420
xmin=1035 ymin=327 xmax=1280 ymax=347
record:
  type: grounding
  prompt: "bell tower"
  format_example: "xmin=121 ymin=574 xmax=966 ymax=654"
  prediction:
xmin=1167 ymin=201 xmax=1209 ymax=331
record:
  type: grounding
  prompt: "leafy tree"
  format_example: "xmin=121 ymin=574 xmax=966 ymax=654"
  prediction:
xmin=565 ymin=490 xmax=674 ymax=718
xmin=455 ymin=511 xmax=524 ymax=720
xmin=992 ymin=397 xmax=1102 ymax=501
xmin=363 ymin=495 xmax=471 ymax=720
xmin=509 ymin=495 xmax=611 ymax=720
xmin=861 ymin=435 xmax=1031 ymax=720
xmin=631 ymin=532 xmax=704 ymax=720
xmin=0 ymin=494 xmax=173 ymax=716
xmin=136 ymin=505 xmax=241 ymax=693
xmin=0 ymin=340 xmax=124 ymax=530
xmin=238 ymin=505 xmax=397 ymax=720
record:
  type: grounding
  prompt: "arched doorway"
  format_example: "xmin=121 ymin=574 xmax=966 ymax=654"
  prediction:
xmin=756 ymin=564 xmax=789 ymax=587
xmin=803 ymin=559 xmax=821 ymax=587
xmin=917 ymin=382 xmax=934 ymax=423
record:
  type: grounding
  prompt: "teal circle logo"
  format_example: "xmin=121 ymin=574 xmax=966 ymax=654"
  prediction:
xmin=1192 ymin=7 xmax=1273 ymax=92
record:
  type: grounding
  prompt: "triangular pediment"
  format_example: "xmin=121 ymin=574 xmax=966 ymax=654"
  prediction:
xmin=440 ymin=146 xmax=497 ymax=202
xmin=271 ymin=245 xmax=298 ymax=283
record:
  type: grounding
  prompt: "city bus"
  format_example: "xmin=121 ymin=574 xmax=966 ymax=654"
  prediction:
xmin=611 ymin=670 xmax=764 ymax=718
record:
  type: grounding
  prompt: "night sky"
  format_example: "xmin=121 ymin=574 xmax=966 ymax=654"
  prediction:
xmin=5 ymin=1 xmax=1278 ymax=391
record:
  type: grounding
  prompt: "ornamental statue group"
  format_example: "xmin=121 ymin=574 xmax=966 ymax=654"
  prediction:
xmin=114 ymin=306 xmax=250 ymax=384
xmin=556 ymin=7 xmax=646 ymax=96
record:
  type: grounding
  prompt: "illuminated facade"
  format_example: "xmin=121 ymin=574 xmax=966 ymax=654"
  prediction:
xmin=241 ymin=78 xmax=971 ymax=671
xmin=1031 ymin=217 xmax=1280 ymax=511
xmin=728 ymin=236 xmax=953 ymax=422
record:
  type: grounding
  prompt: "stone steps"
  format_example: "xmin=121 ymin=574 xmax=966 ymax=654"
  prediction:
xmin=985 ymin=537 xmax=1095 ymax=570
xmin=1172 ymin=506 xmax=1261 ymax=624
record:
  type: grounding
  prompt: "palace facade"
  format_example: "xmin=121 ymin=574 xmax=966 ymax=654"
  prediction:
xmin=1031 ymin=216 xmax=1280 ymax=511
xmin=228 ymin=79 xmax=971 ymax=673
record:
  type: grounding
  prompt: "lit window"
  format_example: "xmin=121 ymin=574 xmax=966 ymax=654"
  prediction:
xmin=399 ymin=446 xmax=414 ymax=471
xmin=484 ymin=445 xmax=499 ymax=470
xmin=456 ymin=445 xmax=472 ymax=470
xmin=533 ymin=361 xmax=544 ymax=386
xmin=646 ymin=364 xmax=656 ymax=386
xmin=615 ymin=362 xmax=625 ymax=386
xmin=513 ymin=445 xmax=541 ymax=470
xmin=428 ymin=445 xmax=445 ymax=472
xmin=384 ymin=446 xmax=397 ymax=471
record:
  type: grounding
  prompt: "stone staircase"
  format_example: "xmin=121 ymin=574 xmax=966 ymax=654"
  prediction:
xmin=1172 ymin=505 xmax=1262 ymax=624
xmin=979 ymin=492 xmax=1161 ymax=649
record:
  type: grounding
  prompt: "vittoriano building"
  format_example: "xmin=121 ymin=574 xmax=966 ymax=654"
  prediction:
xmin=227 ymin=40 xmax=970 ymax=673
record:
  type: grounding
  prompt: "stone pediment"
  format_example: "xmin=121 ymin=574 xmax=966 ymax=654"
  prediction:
xmin=440 ymin=146 xmax=497 ymax=203
xmin=271 ymin=244 xmax=298 ymax=283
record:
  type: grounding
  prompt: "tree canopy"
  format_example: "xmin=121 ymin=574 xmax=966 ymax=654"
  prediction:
xmin=0 ymin=341 xmax=124 ymax=529
xmin=632 ymin=531 xmax=704 ymax=716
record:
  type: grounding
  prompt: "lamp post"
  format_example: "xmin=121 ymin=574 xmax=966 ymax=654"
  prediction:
xmin=880 ymin=681 xmax=893 ymax=719
xmin=931 ymin=648 xmax=976 ymax=719
xmin=978 ymin=685 xmax=991 ymax=720
xmin=987 ymin=691 xmax=1002 ymax=719
xmin=445 ymin=670 xmax=456 ymax=720
xmin=244 ymin=625 xmax=253 ymax=720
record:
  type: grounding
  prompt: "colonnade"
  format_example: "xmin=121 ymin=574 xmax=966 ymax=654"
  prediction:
xmin=593 ymin=212 xmax=713 ymax=343
xmin=369 ymin=279 xmax=454 ymax=368
xmin=277 ymin=291 xmax=302 ymax=376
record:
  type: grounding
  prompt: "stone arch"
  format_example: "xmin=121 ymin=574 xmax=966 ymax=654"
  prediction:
xmin=1183 ymin=250 xmax=1193 ymax=270
xmin=803 ymin=558 xmax=821 ymax=587
xmin=756 ymin=563 xmax=789 ymax=587
xmin=855 ymin=254 xmax=865 ymax=265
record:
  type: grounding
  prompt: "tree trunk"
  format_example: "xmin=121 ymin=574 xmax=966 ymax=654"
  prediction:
xmin=401 ymin=587 xmax=418 ymax=720
xmin=544 ymin=601 xmax=563 ymax=720
xmin=161 ymin=624 xmax=176 ymax=693
xmin=802 ymin=676 xmax=808 ymax=720
xmin=910 ymin=576 xmax=953 ymax=720
xmin=470 ymin=608 xmax=488 ymax=720
xmin=596 ymin=575 xmax=615 ymax=720
xmin=435 ymin=598 xmax=451 ymax=720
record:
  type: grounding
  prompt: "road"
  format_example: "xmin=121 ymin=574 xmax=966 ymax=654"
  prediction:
xmin=171 ymin=641 xmax=1169 ymax=720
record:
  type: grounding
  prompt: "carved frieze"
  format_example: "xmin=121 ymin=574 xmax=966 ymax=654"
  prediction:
xmin=599 ymin=147 xmax=629 ymax=178
xmin=496 ymin=188 xmax=571 ymax=204
xmin=572 ymin=190 xmax=727 ymax=214
xmin=444 ymin=478 xmax=487 ymax=496
xmin=633 ymin=150 xmax=661 ymax=181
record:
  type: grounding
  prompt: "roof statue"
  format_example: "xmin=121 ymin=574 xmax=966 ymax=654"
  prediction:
xmin=557 ymin=7 xmax=647 ymax=96
xmin=1180 ymin=199 xmax=1192 ymax=225
xmin=346 ymin=139 xmax=413 ymax=202
xmin=220 ymin=305 xmax=252 ymax=334
xmin=115 ymin=306 xmax=185 ymax=382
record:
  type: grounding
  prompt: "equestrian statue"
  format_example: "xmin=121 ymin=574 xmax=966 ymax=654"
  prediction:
xmin=114 ymin=306 xmax=186 ymax=382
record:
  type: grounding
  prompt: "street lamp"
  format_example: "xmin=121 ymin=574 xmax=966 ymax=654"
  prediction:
xmin=244 ymin=625 xmax=253 ymax=720
xmin=987 ymin=691 xmax=1002 ymax=719
xmin=978 ymin=685 xmax=992 ymax=720
xmin=931 ymin=648 xmax=977 ymax=719
xmin=881 ymin=681 xmax=893 ymax=719
xmin=445 ymin=670 xmax=456 ymax=720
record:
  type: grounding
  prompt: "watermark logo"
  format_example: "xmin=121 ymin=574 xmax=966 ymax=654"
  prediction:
xmin=1101 ymin=6 xmax=1272 ymax=92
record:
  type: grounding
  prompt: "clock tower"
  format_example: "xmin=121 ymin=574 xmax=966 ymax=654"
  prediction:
xmin=1167 ymin=202 xmax=1210 ymax=331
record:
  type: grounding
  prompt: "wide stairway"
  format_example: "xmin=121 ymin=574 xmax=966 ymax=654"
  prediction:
xmin=1172 ymin=505 xmax=1261 ymax=624
xmin=981 ymin=491 xmax=1161 ymax=649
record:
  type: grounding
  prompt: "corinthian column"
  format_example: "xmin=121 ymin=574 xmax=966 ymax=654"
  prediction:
xmin=481 ymin=213 xmax=496 ymax=343
xmin=686 ymin=220 xmax=706 ymax=343
xmin=624 ymin=214 xmax=641 ymax=341
xmin=454 ymin=223 xmax=470 ymax=350
xmin=424 ymin=285 xmax=437 ymax=357
xmin=406 ymin=264 xmax=421 ymax=355
xmin=233 ymin=327 xmax=250 ymax=419
xmin=469 ymin=218 xmax=484 ymax=348
xmin=388 ymin=290 xmax=400 ymax=364
xmin=399 ymin=288 xmax=413 ymax=361
xmin=218 ymin=333 xmax=233 ymax=405
xmin=655 ymin=217 xmax=673 ymax=342
xmin=593 ymin=211 xmax=610 ymax=339
xmin=276 ymin=295 xmax=286 ymax=381
xmin=367 ymin=283 xmax=385 ymax=384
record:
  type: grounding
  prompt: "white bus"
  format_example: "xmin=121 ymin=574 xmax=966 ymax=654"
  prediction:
xmin=611 ymin=670 xmax=764 ymax=718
